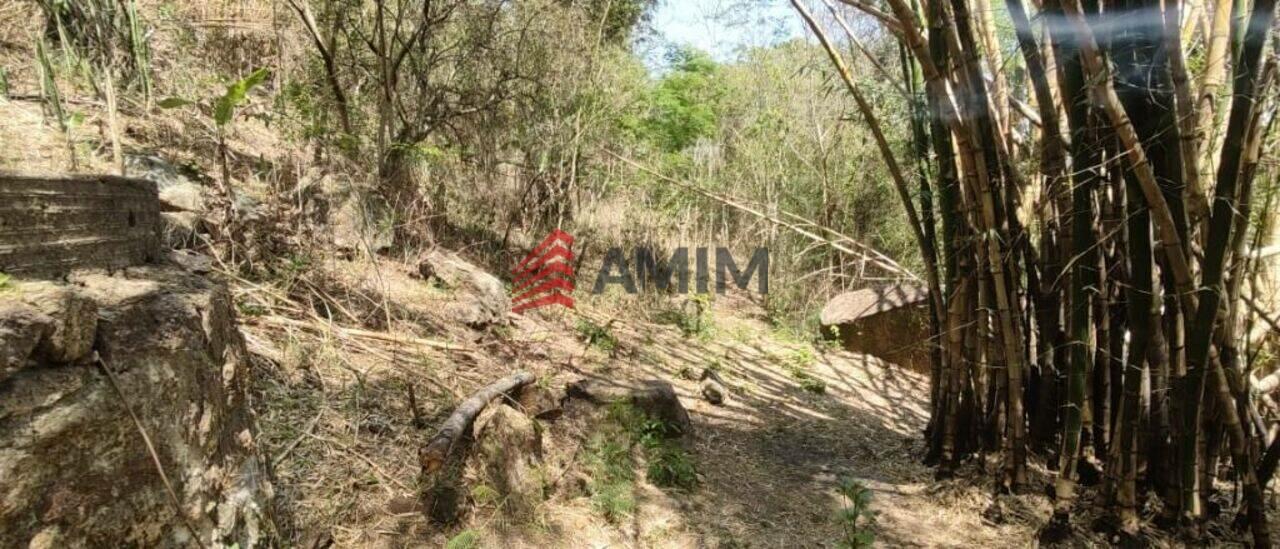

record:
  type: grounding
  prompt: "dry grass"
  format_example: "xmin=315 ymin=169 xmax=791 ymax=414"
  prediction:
xmin=237 ymin=252 xmax=1063 ymax=547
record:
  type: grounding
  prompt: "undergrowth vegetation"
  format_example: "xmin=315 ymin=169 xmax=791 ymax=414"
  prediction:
xmin=585 ymin=402 xmax=698 ymax=522
xmin=781 ymin=347 xmax=826 ymax=394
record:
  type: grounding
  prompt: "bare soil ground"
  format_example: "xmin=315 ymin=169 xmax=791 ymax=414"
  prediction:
xmin=243 ymin=255 xmax=1062 ymax=547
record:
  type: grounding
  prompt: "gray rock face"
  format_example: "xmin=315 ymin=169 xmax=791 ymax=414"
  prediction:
xmin=0 ymin=174 xmax=162 ymax=277
xmin=566 ymin=378 xmax=692 ymax=435
xmin=23 ymin=283 xmax=98 ymax=363
xmin=0 ymin=302 xmax=52 ymax=383
xmin=127 ymin=154 xmax=207 ymax=213
xmin=330 ymin=192 xmax=393 ymax=253
xmin=300 ymin=171 xmax=393 ymax=255
xmin=0 ymin=266 xmax=274 ymax=548
xmin=417 ymin=251 xmax=510 ymax=327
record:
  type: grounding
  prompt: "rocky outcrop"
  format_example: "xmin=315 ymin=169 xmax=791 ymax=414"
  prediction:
xmin=820 ymin=284 xmax=932 ymax=373
xmin=0 ymin=174 xmax=162 ymax=276
xmin=0 ymin=265 xmax=273 ymax=547
xmin=415 ymin=251 xmax=510 ymax=327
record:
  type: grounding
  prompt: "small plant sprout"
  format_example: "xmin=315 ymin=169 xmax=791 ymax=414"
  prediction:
xmin=835 ymin=476 xmax=876 ymax=548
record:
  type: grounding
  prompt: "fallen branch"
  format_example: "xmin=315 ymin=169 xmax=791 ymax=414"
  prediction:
xmin=419 ymin=371 xmax=536 ymax=474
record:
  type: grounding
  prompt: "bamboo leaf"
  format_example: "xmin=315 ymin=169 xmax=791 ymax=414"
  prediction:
xmin=214 ymin=67 xmax=271 ymax=128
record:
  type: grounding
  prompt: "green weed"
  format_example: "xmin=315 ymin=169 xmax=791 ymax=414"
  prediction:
xmin=607 ymin=402 xmax=697 ymax=488
xmin=444 ymin=529 xmax=480 ymax=549
xmin=656 ymin=293 xmax=714 ymax=340
xmin=576 ymin=317 xmax=618 ymax=352
xmin=780 ymin=348 xmax=825 ymax=394
xmin=835 ymin=476 xmax=876 ymax=548
xmin=584 ymin=433 xmax=636 ymax=522
xmin=584 ymin=403 xmax=699 ymax=521
xmin=469 ymin=484 xmax=500 ymax=507
xmin=646 ymin=443 xmax=698 ymax=489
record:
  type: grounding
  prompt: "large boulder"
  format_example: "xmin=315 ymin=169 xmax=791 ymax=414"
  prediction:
xmin=0 ymin=266 xmax=274 ymax=547
xmin=416 ymin=251 xmax=509 ymax=327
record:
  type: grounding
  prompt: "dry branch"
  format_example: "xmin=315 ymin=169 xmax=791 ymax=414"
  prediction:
xmin=418 ymin=371 xmax=536 ymax=474
xmin=604 ymin=149 xmax=920 ymax=282
xmin=247 ymin=314 xmax=471 ymax=352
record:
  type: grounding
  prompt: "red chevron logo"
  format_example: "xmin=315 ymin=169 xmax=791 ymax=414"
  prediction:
xmin=512 ymin=229 xmax=575 ymax=313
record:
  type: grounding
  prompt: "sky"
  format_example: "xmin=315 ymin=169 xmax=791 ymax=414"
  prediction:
xmin=640 ymin=0 xmax=806 ymax=71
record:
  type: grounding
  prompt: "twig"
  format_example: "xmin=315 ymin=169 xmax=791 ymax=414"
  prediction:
xmin=407 ymin=383 xmax=427 ymax=429
xmin=96 ymin=354 xmax=210 ymax=549
xmin=247 ymin=314 xmax=471 ymax=352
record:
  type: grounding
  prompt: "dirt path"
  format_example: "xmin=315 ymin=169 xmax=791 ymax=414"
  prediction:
xmin=598 ymin=305 xmax=1046 ymax=548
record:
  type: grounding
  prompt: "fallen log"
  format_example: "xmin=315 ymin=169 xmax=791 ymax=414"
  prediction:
xmin=419 ymin=371 xmax=536 ymax=474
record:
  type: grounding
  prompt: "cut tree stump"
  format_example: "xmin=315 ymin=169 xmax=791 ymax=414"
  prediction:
xmin=419 ymin=371 xmax=535 ymax=475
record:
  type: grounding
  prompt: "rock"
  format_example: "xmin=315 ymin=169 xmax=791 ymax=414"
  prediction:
xmin=472 ymin=404 xmax=544 ymax=518
xmin=0 ymin=301 xmax=52 ymax=383
xmin=330 ymin=191 xmax=392 ymax=254
xmin=234 ymin=193 xmax=265 ymax=223
xmin=127 ymin=154 xmax=207 ymax=212
xmin=160 ymin=211 xmax=204 ymax=249
xmin=700 ymin=368 xmax=726 ymax=406
xmin=1 ymin=265 xmax=274 ymax=547
xmin=418 ymin=251 xmax=510 ymax=327
xmin=21 ymin=284 xmax=98 ymax=364
xmin=167 ymin=249 xmax=214 ymax=274
xmin=566 ymin=378 xmax=691 ymax=435
xmin=515 ymin=383 xmax=564 ymax=420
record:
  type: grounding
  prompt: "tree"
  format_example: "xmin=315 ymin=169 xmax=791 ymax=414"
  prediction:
xmin=792 ymin=0 xmax=1280 ymax=543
